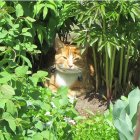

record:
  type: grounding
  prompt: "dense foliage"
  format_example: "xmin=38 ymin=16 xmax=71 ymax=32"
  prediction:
xmin=0 ymin=69 xmax=78 ymax=139
xmin=72 ymin=1 xmax=140 ymax=101
xmin=0 ymin=0 xmax=140 ymax=139
xmin=72 ymin=111 xmax=118 ymax=140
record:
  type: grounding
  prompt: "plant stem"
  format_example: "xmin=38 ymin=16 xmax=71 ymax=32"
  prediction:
xmin=105 ymin=46 xmax=110 ymax=99
xmin=119 ymin=46 xmax=124 ymax=85
xmin=123 ymin=45 xmax=131 ymax=87
xmin=109 ymin=46 xmax=116 ymax=96
xmin=92 ymin=46 xmax=98 ymax=92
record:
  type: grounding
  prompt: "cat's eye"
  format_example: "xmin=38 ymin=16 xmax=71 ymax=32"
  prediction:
xmin=74 ymin=57 xmax=80 ymax=61
xmin=63 ymin=56 xmax=67 ymax=59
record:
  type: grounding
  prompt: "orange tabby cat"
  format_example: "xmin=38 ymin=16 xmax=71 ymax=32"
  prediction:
xmin=45 ymin=38 xmax=94 ymax=97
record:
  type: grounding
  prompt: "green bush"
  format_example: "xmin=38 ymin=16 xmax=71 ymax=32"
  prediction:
xmin=72 ymin=110 xmax=118 ymax=140
xmin=0 ymin=67 xmax=78 ymax=140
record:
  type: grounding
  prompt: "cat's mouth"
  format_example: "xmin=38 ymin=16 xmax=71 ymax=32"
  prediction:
xmin=56 ymin=64 xmax=82 ymax=74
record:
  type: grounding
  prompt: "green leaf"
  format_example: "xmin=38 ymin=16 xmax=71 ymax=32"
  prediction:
xmin=6 ymin=100 xmax=17 ymax=116
xmin=20 ymin=55 xmax=32 ymax=68
xmin=0 ymin=85 xmax=15 ymax=98
xmin=107 ymin=42 xmax=111 ymax=58
xmin=114 ymin=118 xmax=133 ymax=140
xmin=15 ymin=4 xmax=24 ymax=17
xmin=22 ymin=28 xmax=30 ymax=33
xmin=90 ymin=37 xmax=98 ymax=46
xmin=41 ymin=130 xmax=56 ymax=139
xmin=100 ymin=4 xmax=105 ymax=16
xmin=15 ymin=66 xmax=28 ymax=77
xmin=5 ymin=6 xmax=15 ymax=14
xmin=0 ymin=31 xmax=7 ymax=39
xmin=0 ymin=99 xmax=8 ymax=109
xmin=26 ymin=16 xmax=36 ymax=22
xmin=21 ymin=32 xmax=32 ymax=37
xmin=0 ymin=76 xmax=13 ymax=84
xmin=128 ymin=88 xmax=140 ymax=119
xmin=0 ymin=1 xmax=5 ymax=8
xmin=57 ymin=86 xmax=68 ymax=96
xmin=35 ymin=3 xmax=44 ymax=15
xmin=29 ymin=76 xmax=38 ymax=86
xmin=37 ymin=27 xmax=43 ymax=45
xmin=35 ymin=121 xmax=43 ymax=131
xmin=0 ymin=132 xmax=4 ymax=140
xmin=2 ymin=112 xmax=16 ymax=133
xmin=130 ymin=12 xmax=135 ymax=22
xmin=43 ymin=6 xmax=48 ymax=19
xmin=59 ymin=97 xmax=68 ymax=106
xmin=33 ymin=133 xmax=43 ymax=140
xmin=46 ymin=3 xmax=56 ymax=13
xmin=36 ymin=71 xmax=48 ymax=78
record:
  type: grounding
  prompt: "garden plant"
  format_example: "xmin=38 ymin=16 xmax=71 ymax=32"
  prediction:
xmin=0 ymin=0 xmax=140 ymax=140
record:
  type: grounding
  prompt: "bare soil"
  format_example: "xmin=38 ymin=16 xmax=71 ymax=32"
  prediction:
xmin=75 ymin=92 xmax=107 ymax=117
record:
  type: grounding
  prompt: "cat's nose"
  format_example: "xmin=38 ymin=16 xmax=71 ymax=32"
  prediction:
xmin=69 ymin=65 xmax=73 ymax=68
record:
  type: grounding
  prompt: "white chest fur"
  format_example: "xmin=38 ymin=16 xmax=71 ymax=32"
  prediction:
xmin=55 ymin=70 xmax=80 ymax=87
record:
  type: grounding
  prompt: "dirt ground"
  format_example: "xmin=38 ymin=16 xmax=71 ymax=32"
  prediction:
xmin=75 ymin=92 xmax=107 ymax=117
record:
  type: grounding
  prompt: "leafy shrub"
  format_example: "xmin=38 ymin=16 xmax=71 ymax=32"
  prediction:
xmin=71 ymin=110 xmax=118 ymax=140
xmin=0 ymin=67 xmax=78 ymax=140
xmin=113 ymin=88 xmax=140 ymax=140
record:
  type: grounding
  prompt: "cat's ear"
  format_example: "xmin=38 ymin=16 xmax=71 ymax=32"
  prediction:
xmin=55 ymin=38 xmax=64 ymax=53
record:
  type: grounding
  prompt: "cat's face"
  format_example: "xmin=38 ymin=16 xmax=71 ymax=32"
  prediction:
xmin=55 ymin=45 xmax=82 ymax=70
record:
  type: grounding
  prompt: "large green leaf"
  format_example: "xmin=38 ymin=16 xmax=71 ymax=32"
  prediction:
xmin=113 ymin=99 xmax=128 ymax=120
xmin=46 ymin=3 xmax=56 ymax=13
xmin=6 ymin=100 xmax=17 ymax=116
xmin=0 ymin=75 xmax=13 ymax=84
xmin=0 ymin=85 xmax=15 ymax=98
xmin=128 ymin=88 xmax=140 ymax=119
xmin=35 ymin=121 xmax=43 ymax=131
xmin=15 ymin=3 xmax=24 ymax=17
xmin=15 ymin=66 xmax=28 ymax=77
xmin=2 ymin=112 xmax=16 ymax=133
xmin=114 ymin=118 xmax=133 ymax=140
xmin=32 ymin=133 xmax=43 ymax=140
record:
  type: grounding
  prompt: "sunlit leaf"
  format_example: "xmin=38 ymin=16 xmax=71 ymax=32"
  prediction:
xmin=21 ymin=32 xmax=32 ymax=37
xmin=46 ymin=2 xmax=56 ymax=13
xmin=37 ymin=27 xmax=43 ymax=45
xmin=0 ymin=85 xmax=15 ymax=97
xmin=6 ymin=100 xmax=17 ymax=116
xmin=26 ymin=16 xmax=36 ymax=22
xmin=15 ymin=66 xmax=28 ymax=77
xmin=20 ymin=55 xmax=32 ymax=68
xmin=15 ymin=3 xmax=23 ymax=17
xmin=22 ymin=28 xmax=30 ymax=33
xmin=107 ymin=42 xmax=111 ymax=58
xmin=43 ymin=6 xmax=48 ymax=19
xmin=35 ymin=121 xmax=43 ymax=131
xmin=2 ymin=112 xmax=16 ymax=133
xmin=32 ymin=133 xmax=43 ymax=140
xmin=130 ymin=12 xmax=135 ymax=22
